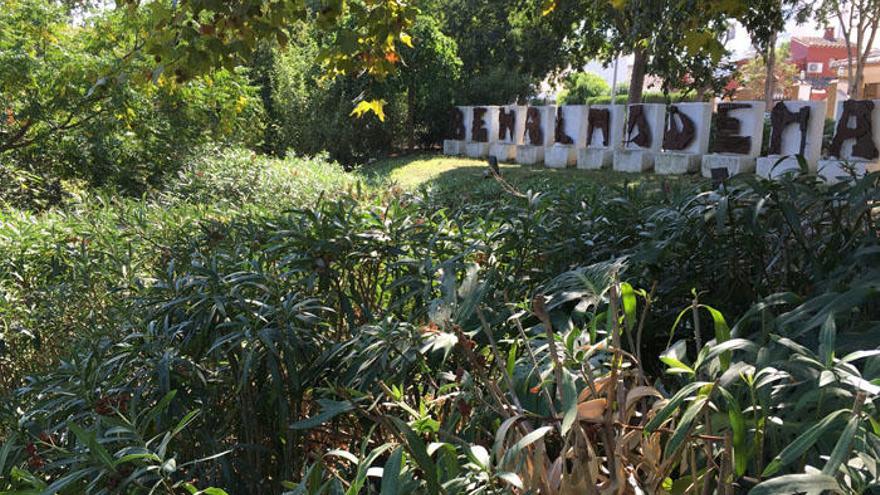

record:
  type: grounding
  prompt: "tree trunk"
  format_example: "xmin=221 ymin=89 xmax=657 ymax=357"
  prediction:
xmin=763 ymin=33 xmax=776 ymax=108
xmin=628 ymin=46 xmax=648 ymax=104
xmin=854 ymin=62 xmax=865 ymax=98
xmin=407 ymin=85 xmax=416 ymax=150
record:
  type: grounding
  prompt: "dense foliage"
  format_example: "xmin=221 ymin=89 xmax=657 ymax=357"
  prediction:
xmin=556 ymin=72 xmax=610 ymax=104
xmin=0 ymin=0 xmax=264 ymax=196
xmin=1 ymin=153 xmax=879 ymax=493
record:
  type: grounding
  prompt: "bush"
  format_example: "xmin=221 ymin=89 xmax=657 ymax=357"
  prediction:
xmin=3 ymin=167 xmax=880 ymax=493
xmin=260 ymin=16 xmax=463 ymax=164
xmin=557 ymin=71 xmax=610 ymax=104
xmin=163 ymin=148 xmax=359 ymax=208
xmin=586 ymin=91 xmax=702 ymax=105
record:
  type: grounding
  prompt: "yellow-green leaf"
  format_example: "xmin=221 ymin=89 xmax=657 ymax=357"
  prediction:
xmin=350 ymin=99 xmax=386 ymax=121
xmin=399 ymin=32 xmax=413 ymax=48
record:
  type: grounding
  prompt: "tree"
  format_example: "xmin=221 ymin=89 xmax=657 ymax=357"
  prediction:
xmin=547 ymin=0 xmax=736 ymax=104
xmin=0 ymin=0 xmax=262 ymax=191
xmin=557 ymin=72 xmax=610 ymax=104
xmin=434 ymin=0 xmax=576 ymax=104
xmin=813 ymin=0 xmax=880 ymax=98
xmin=127 ymin=0 xmax=417 ymax=119
xmin=737 ymin=0 xmax=804 ymax=108
xmin=394 ymin=15 xmax=462 ymax=147
xmin=737 ymin=43 xmax=800 ymax=101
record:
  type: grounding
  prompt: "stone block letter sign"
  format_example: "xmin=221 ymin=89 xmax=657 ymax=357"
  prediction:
xmin=701 ymin=101 xmax=766 ymax=178
xmin=465 ymin=106 xmax=500 ymax=158
xmin=489 ymin=105 xmax=526 ymax=162
xmin=655 ymin=102 xmax=712 ymax=175
xmin=546 ymin=105 xmax=588 ymax=168
xmin=818 ymin=99 xmax=880 ymax=183
xmin=443 ymin=106 xmax=473 ymax=156
xmin=578 ymin=104 xmax=624 ymax=169
xmin=757 ymin=101 xmax=825 ymax=179
xmin=614 ymin=103 xmax=665 ymax=173
xmin=516 ymin=106 xmax=556 ymax=165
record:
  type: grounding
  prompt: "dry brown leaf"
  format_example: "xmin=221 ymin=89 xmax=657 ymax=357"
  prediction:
xmin=624 ymin=386 xmax=663 ymax=412
xmin=577 ymin=376 xmax=612 ymax=402
xmin=577 ymin=398 xmax=607 ymax=421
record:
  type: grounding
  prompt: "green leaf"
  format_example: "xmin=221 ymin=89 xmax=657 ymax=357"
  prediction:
xmin=380 ymin=446 xmax=404 ymax=495
xmin=695 ymin=338 xmax=757 ymax=373
xmin=717 ymin=387 xmax=747 ymax=476
xmin=560 ymin=368 xmax=579 ymax=435
xmin=701 ymin=305 xmax=731 ymax=370
xmin=0 ymin=433 xmax=15 ymax=476
xmin=819 ymin=314 xmax=836 ymax=367
xmin=822 ymin=411 xmax=862 ymax=475
xmin=762 ymin=409 xmax=849 ymax=477
xmin=500 ymin=426 xmax=553 ymax=467
xmin=748 ymin=473 xmax=842 ymax=495
xmin=468 ymin=445 xmax=490 ymax=469
xmin=492 ymin=415 xmax=523 ymax=462
xmin=664 ymin=396 xmax=708 ymax=457
xmin=620 ymin=282 xmax=637 ymax=332
xmin=645 ymin=381 xmax=712 ymax=434
xmin=40 ymin=467 xmax=93 ymax=494
xmin=660 ymin=356 xmax=696 ymax=375
xmin=388 ymin=417 xmax=441 ymax=495
xmin=290 ymin=399 xmax=354 ymax=430
xmin=68 ymin=423 xmax=115 ymax=469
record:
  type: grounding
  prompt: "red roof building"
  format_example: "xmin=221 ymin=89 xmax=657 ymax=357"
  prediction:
xmin=789 ymin=28 xmax=849 ymax=99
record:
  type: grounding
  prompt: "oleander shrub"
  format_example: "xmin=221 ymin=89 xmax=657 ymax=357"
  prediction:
xmin=2 ymin=166 xmax=879 ymax=494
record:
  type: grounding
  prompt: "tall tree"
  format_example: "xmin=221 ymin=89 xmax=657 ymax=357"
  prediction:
xmin=737 ymin=0 xmax=801 ymax=108
xmin=813 ymin=0 xmax=880 ymax=98
xmin=737 ymin=43 xmax=800 ymax=100
xmin=110 ymin=0 xmax=420 ymax=119
xmin=546 ymin=0 xmax=733 ymax=103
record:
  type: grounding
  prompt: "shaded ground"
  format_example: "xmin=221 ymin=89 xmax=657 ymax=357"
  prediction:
xmin=363 ymin=152 xmax=706 ymax=202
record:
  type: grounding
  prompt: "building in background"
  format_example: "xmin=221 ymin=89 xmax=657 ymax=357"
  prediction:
xmin=788 ymin=28 xmax=849 ymax=101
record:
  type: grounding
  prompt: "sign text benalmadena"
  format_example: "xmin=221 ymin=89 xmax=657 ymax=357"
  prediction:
xmin=443 ymin=101 xmax=880 ymax=182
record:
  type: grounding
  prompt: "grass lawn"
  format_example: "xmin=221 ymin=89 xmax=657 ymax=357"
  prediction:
xmin=363 ymin=152 xmax=706 ymax=202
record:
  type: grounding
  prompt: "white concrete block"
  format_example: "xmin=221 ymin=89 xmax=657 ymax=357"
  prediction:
xmin=469 ymin=106 xmax=500 ymax=144
xmin=714 ymin=101 xmax=766 ymax=157
xmin=516 ymin=145 xmax=544 ymax=165
xmin=702 ymin=101 xmax=765 ymax=178
xmin=545 ymin=145 xmax=577 ymax=168
xmin=457 ymin=106 xmax=474 ymax=143
xmin=756 ymin=156 xmax=808 ymax=179
xmin=523 ymin=106 xmax=557 ymax=147
xmin=655 ymin=102 xmax=712 ymax=175
xmin=555 ymin=105 xmax=589 ymax=147
xmin=586 ymin=104 xmax=624 ymax=150
xmin=577 ymin=148 xmax=613 ymax=170
xmin=496 ymin=105 xmax=527 ymax=145
xmin=623 ymin=103 xmax=666 ymax=152
xmin=613 ymin=104 xmax=664 ymax=172
xmin=489 ymin=143 xmax=517 ymax=162
xmin=701 ymin=154 xmax=756 ymax=177
xmin=443 ymin=140 xmax=464 ymax=156
xmin=817 ymin=159 xmax=880 ymax=183
xmin=767 ymin=100 xmax=826 ymax=166
xmin=655 ymin=153 xmax=701 ymax=175
xmin=830 ymin=99 xmax=880 ymax=161
xmin=465 ymin=142 xmax=490 ymax=158
xmin=613 ymin=149 xmax=654 ymax=173
xmin=665 ymin=102 xmax=712 ymax=154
